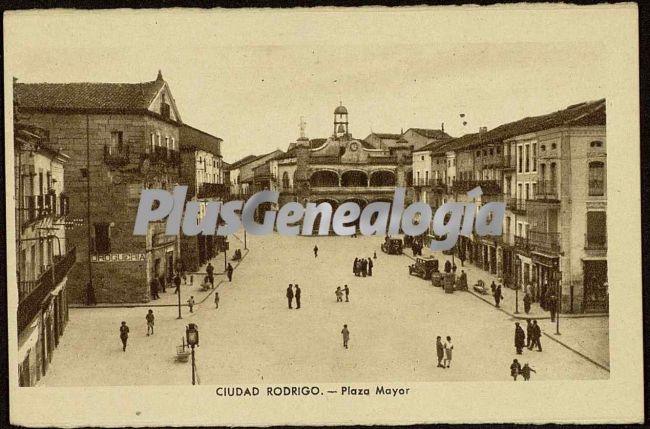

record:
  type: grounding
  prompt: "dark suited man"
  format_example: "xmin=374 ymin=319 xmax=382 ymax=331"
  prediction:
xmin=294 ymin=284 xmax=301 ymax=309
xmin=286 ymin=284 xmax=294 ymax=309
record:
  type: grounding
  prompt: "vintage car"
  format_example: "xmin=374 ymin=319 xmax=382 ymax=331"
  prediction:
xmin=381 ymin=237 xmax=404 ymax=255
xmin=408 ymin=256 xmax=439 ymax=280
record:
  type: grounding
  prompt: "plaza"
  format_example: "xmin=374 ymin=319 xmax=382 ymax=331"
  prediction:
xmin=38 ymin=232 xmax=609 ymax=386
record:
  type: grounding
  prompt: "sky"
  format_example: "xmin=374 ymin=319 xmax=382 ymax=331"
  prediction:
xmin=4 ymin=7 xmax=619 ymax=162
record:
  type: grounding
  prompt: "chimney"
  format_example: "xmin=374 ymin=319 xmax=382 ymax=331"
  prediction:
xmin=479 ymin=126 xmax=487 ymax=135
xmin=156 ymin=69 xmax=163 ymax=81
xmin=441 ymin=122 xmax=445 ymax=133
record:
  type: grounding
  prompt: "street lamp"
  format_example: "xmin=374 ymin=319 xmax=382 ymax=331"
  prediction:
xmin=176 ymin=277 xmax=182 ymax=320
xmin=244 ymin=229 xmax=247 ymax=250
xmin=555 ymin=270 xmax=562 ymax=336
xmin=186 ymin=323 xmax=199 ymax=385
xmin=514 ymin=257 xmax=521 ymax=314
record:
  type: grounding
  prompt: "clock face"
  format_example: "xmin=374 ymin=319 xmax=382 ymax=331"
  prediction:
xmin=350 ymin=142 xmax=359 ymax=152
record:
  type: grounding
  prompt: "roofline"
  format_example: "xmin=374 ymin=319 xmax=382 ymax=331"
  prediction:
xmin=181 ymin=123 xmax=223 ymax=142
xmin=19 ymin=106 xmax=183 ymax=126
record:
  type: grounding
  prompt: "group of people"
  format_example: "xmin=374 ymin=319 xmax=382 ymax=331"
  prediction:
xmin=514 ymin=320 xmax=543 ymax=354
xmin=510 ymin=359 xmax=536 ymax=381
xmin=490 ymin=281 xmax=504 ymax=308
xmin=443 ymin=260 xmax=457 ymax=274
xmin=335 ymin=285 xmax=350 ymax=302
xmin=353 ymin=257 xmax=374 ymax=277
xmin=286 ymin=284 xmax=302 ymax=309
xmin=435 ymin=336 xmax=454 ymax=368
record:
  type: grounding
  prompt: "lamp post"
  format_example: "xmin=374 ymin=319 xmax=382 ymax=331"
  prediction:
xmin=176 ymin=278 xmax=182 ymax=320
xmin=186 ymin=323 xmax=199 ymax=385
xmin=244 ymin=229 xmax=247 ymax=250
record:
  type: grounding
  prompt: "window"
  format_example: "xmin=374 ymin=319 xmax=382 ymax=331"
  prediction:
xmin=489 ymin=149 xmax=493 ymax=156
xmin=586 ymin=211 xmax=606 ymax=248
xmin=150 ymin=133 xmax=155 ymax=150
xmin=453 ymin=159 xmax=456 ymax=166
xmin=483 ymin=150 xmax=487 ymax=156
xmin=110 ymin=131 xmax=123 ymax=152
xmin=93 ymin=223 xmax=111 ymax=254
xmin=590 ymin=141 xmax=603 ymax=148
xmin=421 ymin=156 xmax=425 ymax=161
xmin=532 ymin=143 xmax=537 ymax=172
xmin=425 ymin=171 xmax=429 ymax=182
xmin=551 ymin=143 xmax=557 ymax=150
xmin=588 ymin=161 xmax=605 ymax=196
xmin=524 ymin=144 xmax=530 ymax=172
xmin=517 ymin=146 xmax=523 ymax=173
xmin=171 ymin=137 xmax=175 ymax=150
xmin=532 ymin=182 xmax=537 ymax=198
xmin=165 ymin=136 xmax=170 ymax=149
xmin=46 ymin=171 xmax=52 ymax=190
xmin=476 ymin=151 xmax=480 ymax=157
xmin=541 ymin=144 xmax=546 ymax=151
xmin=157 ymin=132 xmax=161 ymax=147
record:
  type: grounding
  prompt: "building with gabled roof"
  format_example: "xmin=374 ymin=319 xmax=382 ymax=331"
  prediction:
xmin=14 ymin=71 xmax=185 ymax=304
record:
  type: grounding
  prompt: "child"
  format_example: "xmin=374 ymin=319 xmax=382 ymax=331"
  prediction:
xmin=510 ymin=359 xmax=521 ymax=380
xmin=521 ymin=363 xmax=536 ymax=381
xmin=145 ymin=309 xmax=154 ymax=336
xmin=187 ymin=296 xmax=196 ymax=313
xmin=343 ymin=285 xmax=350 ymax=302
xmin=335 ymin=287 xmax=343 ymax=303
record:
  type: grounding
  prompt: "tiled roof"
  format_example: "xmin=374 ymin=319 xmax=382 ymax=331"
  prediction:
xmin=409 ymin=128 xmax=452 ymax=140
xmin=371 ymin=132 xmax=401 ymax=139
xmin=360 ymin=139 xmax=377 ymax=149
xmin=15 ymin=80 xmax=165 ymax=112
xmin=227 ymin=155 xmax=258 ymax=169
xmin=429 ymin=99 xmax=605 ymax=155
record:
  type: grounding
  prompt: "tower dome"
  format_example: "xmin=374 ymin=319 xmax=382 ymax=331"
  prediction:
xmin=334 ymin=104 xmax=348 ymax=115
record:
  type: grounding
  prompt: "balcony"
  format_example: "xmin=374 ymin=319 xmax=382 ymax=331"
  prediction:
xmin=451 ymin=180 xmax=501 ymax=195
xmin=430 ymin=180 xmax=448 ymax=194
xmin=506 ymin=197 xmax=527 ymax=213
xmin=17 ymin=247 xmax=76 ymax=332
xmin=536 ymin=180 xmax=559 ymax=201
xmin=197 ymin=183 xmax=228 ymax=199
xmin=528 ymin=230 xmax=561 ymax=254
xmin=584 ymin=234 xmax=607 ymax=257
xmin=104 ymin=145 xmax=130 ymax=167
xmin=514 ymin=235 xmax=530 ymax=251
xmin=413 ymin=179 xmax=431 ymax=188
xmin=495 ymin=153 xmax=515 ymax=170
xmin=147 ymin=146 xmax=181 ymax=166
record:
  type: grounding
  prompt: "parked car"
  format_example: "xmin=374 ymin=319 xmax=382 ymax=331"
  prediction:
xmin=408 ymin=256 xmax=439 ymax=280
xmin=381 ymin=237 xmax=403 ymax=255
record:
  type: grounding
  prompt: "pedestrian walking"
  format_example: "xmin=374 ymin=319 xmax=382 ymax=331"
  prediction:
xmin=361 ymin=259 xmax=367 ymax=277
xmin=373 ymin=251 xmax=377 ymax=259
xmin=367 ymin=257 xmax=373 ymax=276
xmin=443 ymin=336 xmax=453 ymax=368
xmin=523 ymin=292 xmax=532 ymax=314
xmin=343 ymin=285 xmax=349 ymax=302
xmin=436 ymin=336 xmax=444 ymax=368
xmin=146 ymin=309 xmax=155 ymax=336
xmin=150 ymin=277 xmax=160 ymax=300
xmin=490 ymin=280 xmax=496 ymax=295
xmin=159 ymin=275 xmax=166 ymax=293
xmin=173 ymin=273 xmax=181 ymax=294
xmin=521 ymin=363 xmax=536 ymax=381
xmin=514 ymin=322 xmax=525 ymax=354
xmin=444 ymin=260 xmax=452 ymax=273
xmin=214 ymin=292 xmax=220 ymax=309
xmin=207 ymin=262 xmax=214 ymax=287
xmin=187 ymin=296 xmax=196 ymax=313
xmin=226 ymin=263 xmax=234 ymax=282
xmin=341 ymin=324 xmax=350 ymax=349
xmin=119 ymin=321 xmax=129 ymax=352
xmin=335 ymin=286 xmax=343 ymax=302
xmin=286 ymin=284 xmax=294 ymax=309
xmin=510 ymin=359 xmax=522 ymax=380
xmin=526 ymin=319 xmax=533 ymax=349
xmin=494 ymin=284 xmax=503 ymax=308
xmin=353 ymin=258 xmax=359 ymax=276
xmin=459 ymin=253 xmax=466 ymax=267
xmin=529 ymin=319 xmax=542 ymax=351
xmin=313 ymin=245 xmax=318 ymax=257
xmin=295 ymin=284 xmax=301 ymax=309
xmin=548 ymin=291 xmax=557 ymax=322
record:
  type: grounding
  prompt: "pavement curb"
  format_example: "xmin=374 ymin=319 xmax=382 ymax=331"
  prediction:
xmin=543 ymin=332 xmax=610 ymax=372
xmin=70 ymin=244 xmax=251 ymax=310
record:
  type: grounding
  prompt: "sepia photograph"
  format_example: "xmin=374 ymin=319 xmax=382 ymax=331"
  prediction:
xmin=4 ymin=5 xmax=643 ymax=426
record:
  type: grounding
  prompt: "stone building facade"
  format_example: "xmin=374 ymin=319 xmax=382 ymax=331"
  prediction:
xmin=14 ymin=124 xmax=75 ymax=386
xmin=15 ymin=71 xmax=183 ymax=303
